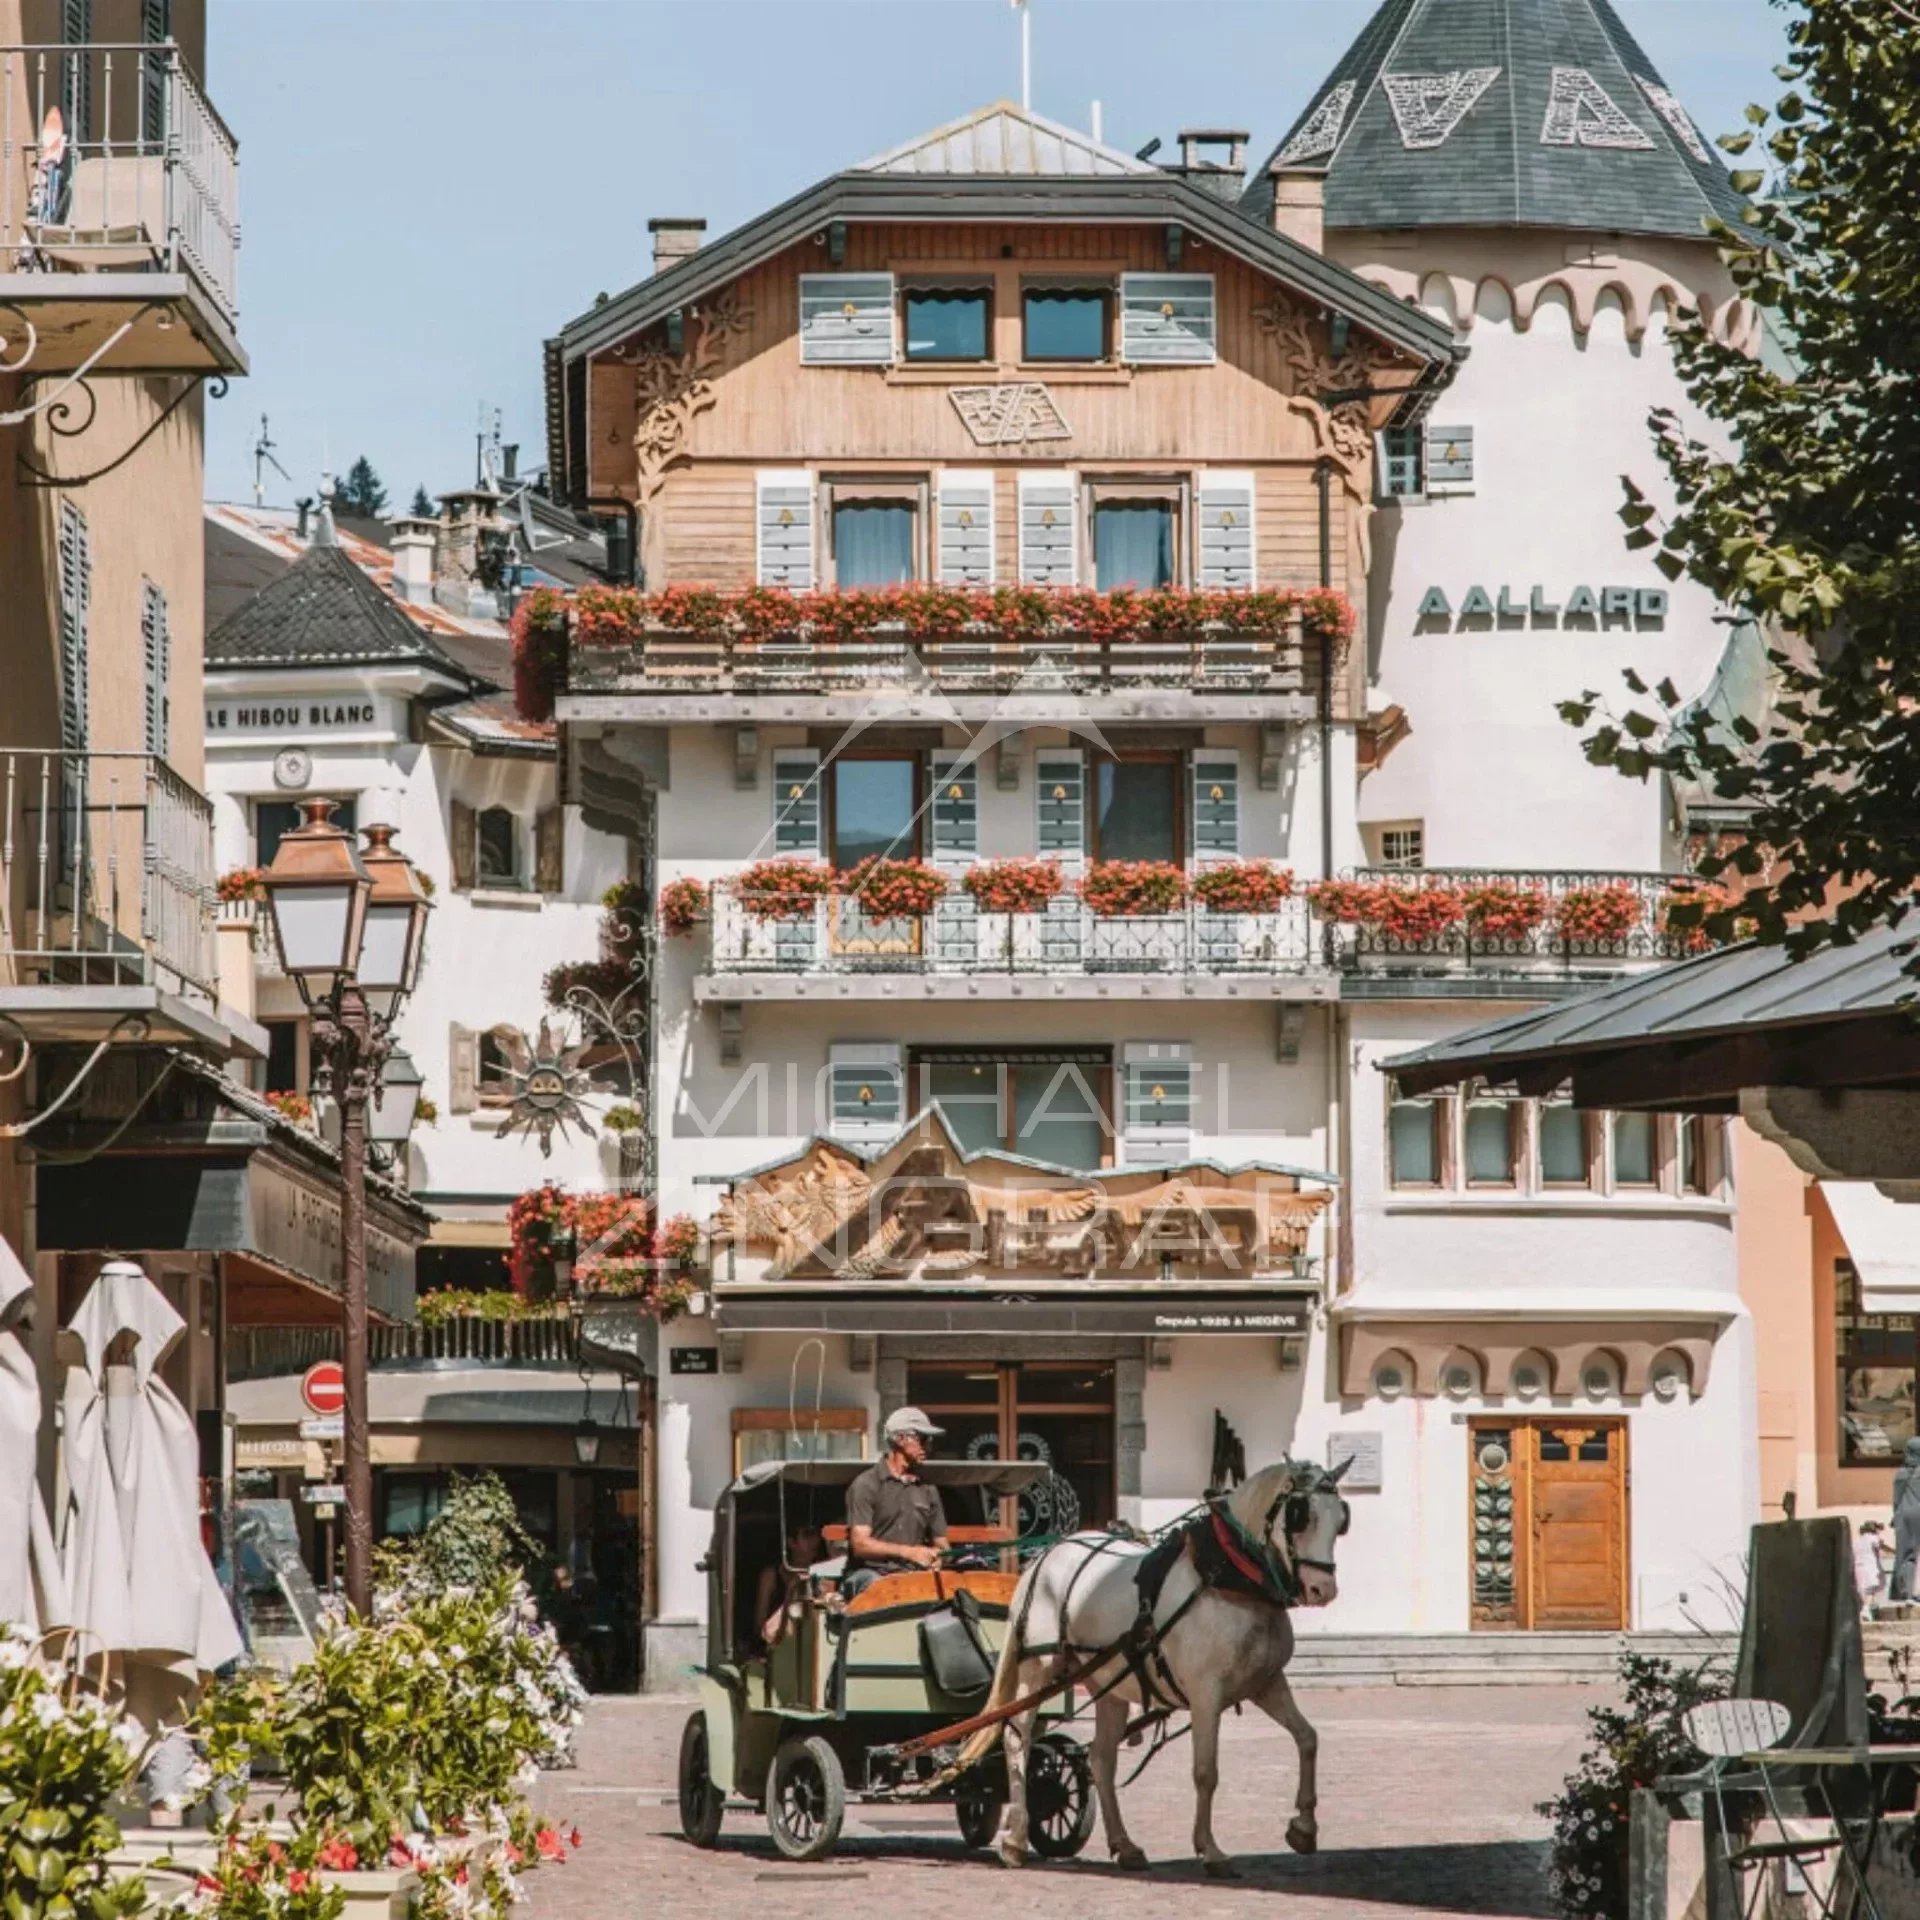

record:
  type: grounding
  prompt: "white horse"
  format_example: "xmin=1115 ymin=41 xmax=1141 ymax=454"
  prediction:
xmin=963 ymin=1459 xmax=1350 ymax=1877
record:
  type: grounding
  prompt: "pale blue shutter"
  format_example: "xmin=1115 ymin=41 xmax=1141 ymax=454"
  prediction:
xmin=771 ymin=747 xmax=822 ymax=966
xmin=928 ymin=750 xmax=979 ymax=968
xmin=799 ymin=274 xmax=896 ymax=366
xmin=1196 ymin=473 xmax=1254 ymax=590
xmin=937 ymin=473 xmax=995 ymax=586
xmin=757 ymin=471 xmax=815 ymax=590
xmin=1424 ymin=422 xmax=1475 ymax=494
xmin=828 ymin=1041 xmax=903 ymax=1146
xmin=1122 ymin=1042 xmax=1195 ymax=1165
xmin=1375 ymin=427 xmax=1423 ymax=500
xmin=1191 ymin=749 xmax=1241 ymax=965
xmin=141 ymin=581 xmax=170 ymax=759
xmin=1018 ymin=474 xmax=1077 ymax=587
xmin=1118 ymin=274 xmax=1217 ymax=365
xmin=1035 ymin=749 xmax=1085 ymax=968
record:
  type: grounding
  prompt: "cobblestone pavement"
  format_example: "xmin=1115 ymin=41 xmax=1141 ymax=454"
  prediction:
xmin=527 ymin=1685 xmax=1593 ymax=1919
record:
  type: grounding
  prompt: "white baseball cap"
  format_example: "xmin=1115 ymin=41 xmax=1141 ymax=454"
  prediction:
xmin=883 ymin=1406 xmax=945 ymax=1441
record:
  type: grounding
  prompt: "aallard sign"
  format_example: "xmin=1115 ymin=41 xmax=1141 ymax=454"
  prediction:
xmin=1416 ymin=584 xmax=1669 ymax=629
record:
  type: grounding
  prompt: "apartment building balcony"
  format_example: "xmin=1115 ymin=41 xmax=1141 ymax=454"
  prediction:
xmin=0 ymin=746 xmax=230 ymax=1048
xmin=226 ymin=1313 xmax=582 ymax=1384
xmin=0 ymin=40 xmax=242 ymax=377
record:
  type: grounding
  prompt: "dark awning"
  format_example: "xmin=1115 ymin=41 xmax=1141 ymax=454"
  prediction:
xmin=711 ymin=1289 xmax=1312 ymax=1337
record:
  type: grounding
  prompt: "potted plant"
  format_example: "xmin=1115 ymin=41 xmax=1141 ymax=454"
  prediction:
xmin=569 ymin=584 xmax=647 ymax=650
xmin=510 ymin=587 xmax=570 ymax=724
xmin=217 ymin=866 xmax=268 ymax=907
xmin=734 ymin=856 xmax=835 ymax=922
xmin=1190 ymin=860 xmax=1295 ymax=915
xmin=543 ymin=958 xmax=635 ymax=1010
xmin=601 ymin=1103 xmax=645 ymax=1182
xmin=1461 ymin=879 xmax=1550 ymax=943
xmin=961 ymin=858 xmax=1066 ymax=915
xmin=1079 ymin=860 xmax=1189 ymax=918
xmin=264 ymin=1090 xmax=314 ymax=1128
xmin=1303 ymin=878 xmax=1386 ymax=924
xmin=653 ymin=1213 xmax=701 ymax=1271
xmin=1371 ymin=883 xmax=1464 ymax=943
xmin=841 ymin=856 xmax=949 ymax=919
xmin=414 ymin=1096 xmax=439 ymax=1128
xmin=1555 ymin=882 xmax=1643 ymax=946
xmin=656 ymin=876 xmax=708 ymax=936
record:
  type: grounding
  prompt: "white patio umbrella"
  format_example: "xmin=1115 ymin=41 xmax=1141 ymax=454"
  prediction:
xmin=0 ymin=1237 xmax=68 ymax=1633
xmin=58 ymin=1260 xmax=242 ymax=1680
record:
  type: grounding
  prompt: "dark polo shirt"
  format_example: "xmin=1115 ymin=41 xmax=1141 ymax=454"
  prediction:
xmin=845 ymin=1461 xmax=948 ymax=1564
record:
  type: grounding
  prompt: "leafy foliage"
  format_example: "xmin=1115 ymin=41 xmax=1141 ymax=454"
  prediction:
xmin=167 ymin=1824 xmax=346 ymax=1920
xmin=1561 ymin=0 xmax=1920 ymax=957
xmin=1538 ymin=1653 xmax=1724 ymax=1918
xmin=413 ymin=1474 xmax=544 ymax=1592
xmin=409 ymin=485 xmax=435 ymax=519
xmin=332 ymin=458 xmax=388 ymax=520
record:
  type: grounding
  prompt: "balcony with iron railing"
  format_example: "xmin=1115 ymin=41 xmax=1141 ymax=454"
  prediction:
xmin=0 ymin=40 xmax=242 ymax=375
xmin=0 ymin=747 xmax=216 ymax=1004
xmin=697 ymin=868 xmax=1717 ymax=1002
xmin=226 ymin=1314 xmax=581 ymax=1384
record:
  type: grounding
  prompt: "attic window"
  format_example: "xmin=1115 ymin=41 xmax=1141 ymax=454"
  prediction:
xmin=1024 ymin=286 xmax=1109 ymax=362
xmin=904 ymin=287 xmax=991 ymax=363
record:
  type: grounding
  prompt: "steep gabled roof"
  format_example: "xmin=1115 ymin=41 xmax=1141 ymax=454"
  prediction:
xmin=856 ymin=100 xmax=1157 ymax=177
xmin=1248 ymin=0 xmax=1750 ymax=242
xmin=205 ymin=541 xmax=474 ymax=679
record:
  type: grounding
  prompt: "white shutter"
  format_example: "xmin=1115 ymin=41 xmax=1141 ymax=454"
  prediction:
xmin=1190 ymin=750 xmax=1241 ymax=864
xmin=1119 ymin=273 xmax=1217 ymax=365
xmin=1196 ymin=472 xmax=1255 ymax=590
xmin=799 ymin=273 xmax=896 ymax=366
xmin=141 ymin=581 xmax=170 ymax=759
xmin=827 ymin=1041 xmax=904 ymax=1146
xmin=57 ymin=501 xmax=90 ymax=757
xmin=771 ymin=748 xmax=823 ymax=855
xmin=937 ymin=472 xmax=995 ymax=587
xmin=1018 ymin=473 xmax=1077 ymax=586
xmin=1122 ymin=1040 xmax=1195 ymax=1165
xmin=1423 ymin=422 xmax=1475 ymax=494
xmin=757 ymin=470 xmax=815 ymax=589
xmin=928 ymin=752 xmax=978 ymax=868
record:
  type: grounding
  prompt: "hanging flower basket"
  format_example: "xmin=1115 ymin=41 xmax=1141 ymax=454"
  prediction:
xmin=543 ymin=957 xmax=635 ymax=1009
xmin=735 ymin=857 xmax=834 ymax=922
xmin=570 ymin=584 xmax=648 ymax=649
xmin=1461 ymin=880 xmax=1550 ymax=943
xmin=652 ymin=1213 xmax=702 ymax=1270
xmin=1555 ymin=883 xmax=1643 ymax=946
xmin=1372 ymin=884 xmax=1464 ymax=943
xmin=962 ymin=858 xmax=1067 ymax=915
xmin=1079 ymin=860 xmax=1189 ymax=918
xmin=511 ymin=587 xmax=569 ymax=723
xmin=841 ymin=856 xmax=949 ymax=919
xmin=657 ymin=876 xmax=709 ymax=936
xmin=1190 ymin=861 xmax=1295 ymax=915
xmin=1303 ymin=878 xmax=1386 ymax=924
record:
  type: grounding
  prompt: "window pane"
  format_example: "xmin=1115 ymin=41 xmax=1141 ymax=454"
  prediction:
xmin=833 ymin=502 xmax=915 ymax=587
xmin=1613 ymin=1111 xmax=1655 ymax=1184
xmin=1540 ymin=1105 xmax=1588 ymax=1184
xmin=831 ymin=758 xmax=916 ymax=868
xmin=1024 ymin=289 xmax=1106 ymax=360
xmin=904 ymin=289 xmax=988 ymax=361
xmin=1464 ymin=1102 xmax=1514 ymax=1184
xmin=1096 ymin=760 xmax=1177 ymax=863
xmin=264 ymin=1020 xmax=300 ymax=1095
xmin=1679 ymin=1116 xmax=1709 ymax=1193
xmin=1013 ymin=1063 xmax=1104 ymax=1171
xmin=923 ymin=1061 xmax=1005 ymax=1158
xmin=1844 ymin=1367 xmax=1914 ymax=1462
xmin=478 ymin=808 xmax=518 ymax=882
xmin=1389 ymin=1101 xmax=1438 ymax=1184
xmin=1093 ymin=501 xmax=1174 ymax=590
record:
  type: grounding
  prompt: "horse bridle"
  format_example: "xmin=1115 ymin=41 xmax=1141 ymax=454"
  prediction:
xmin=1267 ymin=1475 xmax=1351 ymax=1580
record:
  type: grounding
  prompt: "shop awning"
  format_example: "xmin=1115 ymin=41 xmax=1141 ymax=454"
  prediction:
xmin=1822 ymin=1182 xmax=1920 ymax=1314
xmin=711 ymin=1289 xmax=1312 ymax=1337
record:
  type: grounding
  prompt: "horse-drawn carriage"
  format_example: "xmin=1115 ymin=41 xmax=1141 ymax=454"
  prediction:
xmin=675 ymin=1457 xmax=1096 ymax=1862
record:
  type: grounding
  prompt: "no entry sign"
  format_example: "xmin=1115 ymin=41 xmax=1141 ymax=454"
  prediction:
xmin=301 ymin=1361 xmax=346 ymax=1416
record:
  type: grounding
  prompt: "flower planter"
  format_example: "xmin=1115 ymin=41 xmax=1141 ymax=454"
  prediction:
xmin=961 ymin=859 xmax=1066 ymax=916
xmin=1554 ymin=883 xmax=1643 ymax=946
xmin=840 ymin=857 xmax=949 ymax=919
xmin=111 ymin=1834 xmax=419 ymax=1920
xmin=657 ymin=876 xmax=708 ymax=936
xmin=1460 ymin=881 xmax=1550 ymax=944
xmin=1303 ymin=878 xmax=1385 ymax=924
xmin=1190 ymin=861 xmax=1295 ymax=915
xmin=1370 ymin=885 xmax=1464 ymax=944
xmin=734 ymin=858 xmax=834 ymax=922
xmin=1079 ymin=860 xmax=1189 ymax=918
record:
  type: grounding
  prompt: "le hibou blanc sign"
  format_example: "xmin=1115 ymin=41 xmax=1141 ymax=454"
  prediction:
xmin=1416 ymin=584 xmax=1669 ymax=629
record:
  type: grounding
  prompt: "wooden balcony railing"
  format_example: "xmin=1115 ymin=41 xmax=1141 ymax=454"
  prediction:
xmin=226 ymin=1315 xmax=581 ymax=1383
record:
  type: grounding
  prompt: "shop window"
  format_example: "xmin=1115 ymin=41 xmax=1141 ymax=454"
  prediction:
xmin=476 ymin=806 xmax=522 ymax=887
xmin=1838 ymin=1257 xmax=1916 ymax=1465
xmin=1539 ymin=1100 xmax=1592 ymax=1187
xmin=1612 ymin=1111 xmax=1657 ymax=1187
xmin=1094 ymin=755 xmax=1181 ymax=864
xmin=1388 ymin=1082 xmax=1445 ymax=1187
xmin=1023 ymin=285 xmax=1109 ymax=362
xmin=1463 ymin=1083 xmax=1519 ymax=1187
xmin=257 ymin=796 xmax=354 ymax=866
xmin=903 ymin=286 xmax=990 ymax=362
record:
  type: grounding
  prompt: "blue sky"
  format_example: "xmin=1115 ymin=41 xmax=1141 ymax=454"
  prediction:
xmin=205 ymin=0 xmax=1790 ymax=511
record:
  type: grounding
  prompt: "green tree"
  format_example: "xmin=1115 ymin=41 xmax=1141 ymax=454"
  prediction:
xmin=409 ymin=484 xmax=435 ymax=518
xmin=334 ymin=455 xmax=389 ymax=519
xmin=1560 ymin=0 xmax=1920 ymax=957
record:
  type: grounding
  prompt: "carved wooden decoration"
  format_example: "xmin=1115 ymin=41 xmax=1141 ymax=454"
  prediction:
xmin=620 ymin=287 xmax=752 ymax=503
xmin=1253 ymin=295 xmax=1398 ymax=471
xmin=711 ymin=1108 xmax=1331 ymax=1282
xmin=949 ymin=382 xmax=1073 ymax=448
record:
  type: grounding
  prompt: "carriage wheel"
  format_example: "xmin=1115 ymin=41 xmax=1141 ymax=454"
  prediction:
xmin=1027 ymin=1733 xmax=1097 ymax=1860
xmin=677 ymin=1712 xmax=725 ymax=1848
xmin=954 ymin=1771 xmax=1006 ymax=1850
xmin=767 ymin=1735 xmax=847 ymax=1862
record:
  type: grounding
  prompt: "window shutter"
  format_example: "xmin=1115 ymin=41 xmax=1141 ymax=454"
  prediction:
xmin=1196 ymin=473 xmax=1254 ymax=590
xmin=448 ymin=1024 xmax=479 ymax=1115
xmin=141 ymin=581 xmax=170 ymax=759
xmin=928 ymin=752 xmax=978 ymax=869
xmin=1018 ymin=473 xmax=1077 ymax=587
xmin=1376 ymin=427 xmax=1423 ymax=500
xmin=449 ymin=800 xmax=477 ymax=892
xmin=1034 ymin=750 xmax=1086 ymax=869
xmin=827 ymin=1041 xmax=904 ymax=1146
xmin=1122 ymin=1041 xmax=1195 ymax=1165
xmin=772 ymin=748 xmax=823 ymax=855
xmin=1190 ymin=750 xmax=1240 ymax=864
xmin=57 ymin=502 xmax=90 ymax=757
xmin=1423 ymin=422 xmax=1475 ymax=494
xmin=937 ymin=472 xmax=995 ymax=587
xmin=756 ymin=470 xmax=815 ymax=589
xmin=798 ymin=273 xmax=896 ymax=366
xmin=1118 ymin=274 xmax=1217 ymax=365
xmin=534 ymin=805 xmax=565 ymax=893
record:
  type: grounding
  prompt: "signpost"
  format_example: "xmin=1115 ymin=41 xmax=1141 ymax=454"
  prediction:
xmin=301 ymin=1361 xmax=346 ymax=1416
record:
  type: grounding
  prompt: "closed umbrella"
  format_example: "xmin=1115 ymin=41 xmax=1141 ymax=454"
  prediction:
xmin=59 ymin=1260 xmax=242 ymax=1678
xmin=0 ymin=1238 xmax=67 ymax=1633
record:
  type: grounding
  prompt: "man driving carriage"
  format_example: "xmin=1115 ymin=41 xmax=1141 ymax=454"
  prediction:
xmin=842 ymin=1407 xmax=951 ymax=1597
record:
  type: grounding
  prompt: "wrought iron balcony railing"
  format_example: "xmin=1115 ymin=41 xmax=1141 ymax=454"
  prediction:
xmin=0 ymin=748 xmax=215 ymax=998
xmin=1 ymin=41 xmax=240 ymax=327
xmin=226 ymin=1314 xmax=581 ymax=1383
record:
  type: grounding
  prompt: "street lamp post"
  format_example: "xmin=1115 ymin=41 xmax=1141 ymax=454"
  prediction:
xmin=261 ymin=801 xmax=431 ymax=1615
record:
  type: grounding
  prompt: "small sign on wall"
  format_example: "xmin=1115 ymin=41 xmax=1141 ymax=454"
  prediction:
xmin=1328 ymin=1430 xmax=1383 ymax=1491
xmin=670 ymin=1347 xmax=719 ymax=1376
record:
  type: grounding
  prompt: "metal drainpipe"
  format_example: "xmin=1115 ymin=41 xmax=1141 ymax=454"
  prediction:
xmin=1314 ymin=458 xmax=1335 ymax=882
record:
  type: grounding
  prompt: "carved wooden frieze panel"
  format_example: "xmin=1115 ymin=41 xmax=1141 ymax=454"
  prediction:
xmin=949 ymin=382 xmax=1072 ymax=448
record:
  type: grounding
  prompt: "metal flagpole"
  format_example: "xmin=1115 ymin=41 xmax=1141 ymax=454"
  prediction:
xmin=1012 ymin=0 xmax=1030 ymax=111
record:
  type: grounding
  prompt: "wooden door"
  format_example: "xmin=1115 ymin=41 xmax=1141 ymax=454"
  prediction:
xmin=1526 ymin=1421 xmax=1627 ymax=1631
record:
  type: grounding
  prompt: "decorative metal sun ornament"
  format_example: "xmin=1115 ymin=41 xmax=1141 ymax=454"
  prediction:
xmin=495 ymin=1018 xmax=595 ymax=1157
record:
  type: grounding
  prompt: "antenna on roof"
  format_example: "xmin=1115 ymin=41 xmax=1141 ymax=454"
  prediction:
xmin=252 ymin=414 xmax=291 ymax=508
xmin=1011 ymin=0 xmax=1030 ymax=112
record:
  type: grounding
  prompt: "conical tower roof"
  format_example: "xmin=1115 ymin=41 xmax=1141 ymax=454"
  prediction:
xmin=1246 ymin=0 xmax=1748 ymax=242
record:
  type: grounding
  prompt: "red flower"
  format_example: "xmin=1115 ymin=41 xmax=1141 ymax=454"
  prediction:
xmin=195 ymin=1875 xmax=221 ymax=1893
xmin=316 ymin=1837 xmax=359 ymax=1872
xmin=535 ymin=1828 xmax=566 ymax=1861
xmin=1553 ymin=882 xmax=1643 ymax=946
xmin=840 ymin=856 xmax=948 ymax=920
xmin=288 ymin=1870 xmax=313 ymax=1893
xmin=1078 ymin=860 xmax=1189 ymax=918
xmin=569 ymin=1828 xmax=582 ymax=1850
xmin=505 ymin=1844 xmax=524 ymax=1868
xmin=1461 ymin=881 xmax=1550 ymax=942
xmin=389 ymin=1843 xmax=415 ymax=1869
xmin=1190 ymin=861 xmax=1295 ymax=915
xmin=734 ymin=857 xmax=835 ymax=923
xmin=962 ymin=858 xmax=1065 ymax=915
xmin=658 ymin=876 xmax=709 ymax=936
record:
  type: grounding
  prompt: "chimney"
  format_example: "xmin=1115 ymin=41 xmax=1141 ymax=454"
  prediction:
xmin=1172 ymin=128 xmax=1250 ymax=203
xmin=294 ymin=497 xmax=312 ymax=541
xmin=1270 ymin=165 xmax=1325 ymax=254
xmin=649 ymin=217 xmax=706 ymax=276
xmin=390 ymin=518 xmax=436 ymax=605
